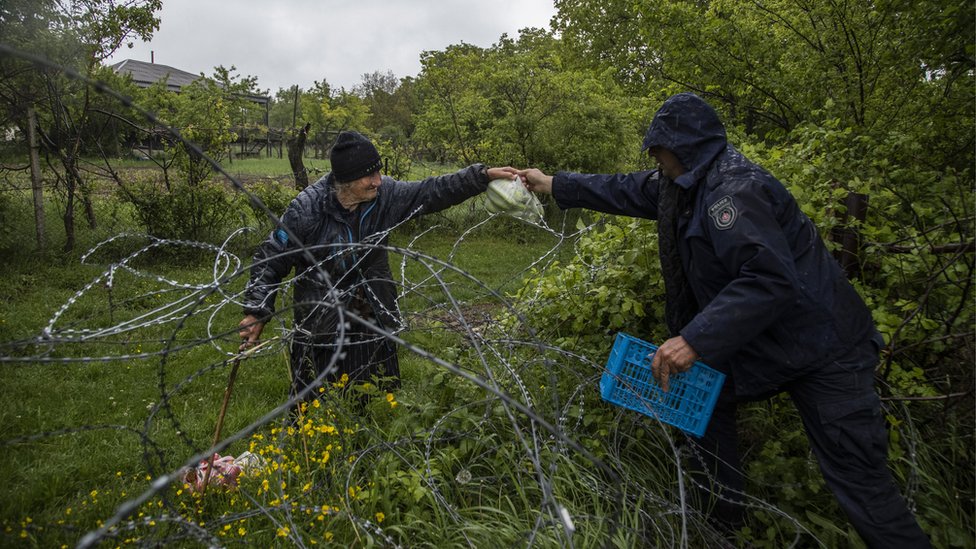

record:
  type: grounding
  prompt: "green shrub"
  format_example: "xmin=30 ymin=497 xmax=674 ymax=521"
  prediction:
xmin=242 ymin=178 xmax=299 ymax=233
xmin=118 ymin=177 xmax=245 ymax=245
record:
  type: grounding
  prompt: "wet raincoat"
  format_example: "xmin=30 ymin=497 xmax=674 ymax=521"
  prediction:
xmin=243 ymin=164 xmax=491 ymax=393
xmin=551 ymin=93 xmax=881 ymax=397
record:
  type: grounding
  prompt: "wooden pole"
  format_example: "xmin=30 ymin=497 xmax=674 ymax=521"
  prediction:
xmin=200 ymin=355 xmax=241 ymax=496
xmin=199 ymin=337 xmax=277 ymax=496
xmin=27 ymin=107 xmax=45 ymax=249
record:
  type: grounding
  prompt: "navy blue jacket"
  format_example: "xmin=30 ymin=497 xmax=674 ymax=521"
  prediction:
xmin=552 ymin=94 xmax=880 ymax=397
xmin=244 ymin=165 xmax=491 ymax=337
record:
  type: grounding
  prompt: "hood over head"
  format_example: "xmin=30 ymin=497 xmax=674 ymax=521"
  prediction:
xmin=642 ymin=93 xmax=727 ymax=189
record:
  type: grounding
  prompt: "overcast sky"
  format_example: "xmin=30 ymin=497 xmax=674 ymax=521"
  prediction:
xmin=104 ymin=0 xmax=557 ymax=95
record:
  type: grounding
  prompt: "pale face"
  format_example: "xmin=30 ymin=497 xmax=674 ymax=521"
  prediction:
xmin=337 ymin=171 xmax=382 ymax=209
xmin=649 ymin=147 xmax=687 ymax=180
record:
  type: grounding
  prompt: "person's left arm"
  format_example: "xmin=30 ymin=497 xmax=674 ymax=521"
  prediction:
xmin=381 ymin=164 xmax=517 ymax=224
xmin=679 ymin=181 xmax=801 ymax=365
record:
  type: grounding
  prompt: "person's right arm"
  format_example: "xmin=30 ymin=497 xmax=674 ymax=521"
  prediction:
xmin=239 ymin=193 xmax=310 ymax=348
xmin=520 ymin=168 xmax=661 ymax=220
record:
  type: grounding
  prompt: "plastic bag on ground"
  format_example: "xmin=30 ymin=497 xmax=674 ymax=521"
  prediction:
xmin=181 ymin=451 xmax=266 ymax=493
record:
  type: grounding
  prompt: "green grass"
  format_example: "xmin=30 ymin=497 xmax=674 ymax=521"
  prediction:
xmin=0 ymin=216 xmax=573 ymax=546
xmin=4 ymin=158 xmax=966 ymax=548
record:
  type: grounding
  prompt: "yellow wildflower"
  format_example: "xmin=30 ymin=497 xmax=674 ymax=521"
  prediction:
xmin=375 ymin=512 xmax=385 ymax=523
xmin=277 ymin=526 xmax=289 ymax=537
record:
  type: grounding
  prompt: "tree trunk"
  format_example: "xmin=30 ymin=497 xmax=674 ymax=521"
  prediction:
xmin=81 ymin=181 xmax=97 ymax=230
xmin=62 ymin=170 xmax=76 ymax=253
xmin=287 ymin=123 xmax=311 ymax=190
xmin=27 ymin=107 xmax=45 ymax=250
xmin=831 ymin=191 xmax=869 ymax=279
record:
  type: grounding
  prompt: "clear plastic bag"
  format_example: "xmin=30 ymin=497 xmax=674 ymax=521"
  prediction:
xmin=485 ymin=177 xmax=544 ymax=223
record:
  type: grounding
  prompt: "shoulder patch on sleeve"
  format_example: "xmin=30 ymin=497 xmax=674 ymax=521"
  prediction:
xmin=708 ymin=195 xmax=737 ymax=230
xmin=274 ymin=228 xmax=289 ymax=245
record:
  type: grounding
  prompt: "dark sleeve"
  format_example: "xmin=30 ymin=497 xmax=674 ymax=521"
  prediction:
xmin=242 ymin=197 xmax=306 ymax=318
xmin=380 ymin=164 xmax=490 ymax=224
xmin=551 ymin=170 xmax=660 ymax=220
xmin=680 ymin=182 xmax=800 ymax=363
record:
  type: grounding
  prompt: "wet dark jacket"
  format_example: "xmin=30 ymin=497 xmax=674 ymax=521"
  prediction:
xmin=551 ymin=94 xmax=881 ymax=397
xmin=244 ymin=164 xmax=491 ymax=337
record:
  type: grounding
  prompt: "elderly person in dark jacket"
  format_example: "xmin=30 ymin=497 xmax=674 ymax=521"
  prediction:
xmin=240 ymin=130 xmax=517 ymax=402
xmin=519 ymin=93 xmax=929 ymax=548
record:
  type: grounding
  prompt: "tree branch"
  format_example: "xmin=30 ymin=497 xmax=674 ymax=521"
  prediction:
xmin=879 ymin=241 xmax=975 ymax=254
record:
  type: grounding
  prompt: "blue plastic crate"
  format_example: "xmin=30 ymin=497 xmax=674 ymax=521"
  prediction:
xmin=600 ymin=332 xmax=725 ymax=437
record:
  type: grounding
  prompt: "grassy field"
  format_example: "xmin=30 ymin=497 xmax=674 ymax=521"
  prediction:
xmin=2 ymin=156 xmax=967 ymax=548
xmin=0 ymin=189 xmax=574 ymax=546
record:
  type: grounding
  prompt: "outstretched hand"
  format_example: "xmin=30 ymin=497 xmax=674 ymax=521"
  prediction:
xmin=517 ymin=168 xmax=553 ymax=195
xmin=487 ymin=166 xmax=519 ymax=181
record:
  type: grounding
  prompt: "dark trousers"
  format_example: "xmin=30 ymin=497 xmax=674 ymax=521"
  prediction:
xmin=690 ymin=342 xmax=931 ymax=548
xmin=289 ymin=322 xmax=400 ymax=404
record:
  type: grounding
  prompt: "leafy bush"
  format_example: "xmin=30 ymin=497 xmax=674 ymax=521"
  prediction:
xmin=118 ymin=177 xmax=245 ymax=245
xmin=242 ymin=178 xmax=299 ymax=233
xmin=510 ymin=123 xmax=975 ymax=545
xmin=509 ymin=215 xmax=664 ymax=355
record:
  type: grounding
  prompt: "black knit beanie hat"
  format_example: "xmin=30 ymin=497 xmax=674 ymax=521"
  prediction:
xmin=330 ymin=131 xmax=382 ymax=183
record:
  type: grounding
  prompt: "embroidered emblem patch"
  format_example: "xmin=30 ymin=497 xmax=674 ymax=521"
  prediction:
xmin=274 ymin=228 xmax=289 ymax=245
xmin=708 ymin=195 xmax=737 ymax=230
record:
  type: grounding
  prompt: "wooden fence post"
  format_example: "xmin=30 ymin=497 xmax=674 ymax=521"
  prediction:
xmin=27 ymin=106 xmax=45 ymax=249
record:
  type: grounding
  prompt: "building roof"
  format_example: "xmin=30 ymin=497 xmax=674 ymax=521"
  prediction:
xmin=111 ymin=58 xmax=201 ymax=92
xmin=111 ymin=58 xmax=269 ymax=106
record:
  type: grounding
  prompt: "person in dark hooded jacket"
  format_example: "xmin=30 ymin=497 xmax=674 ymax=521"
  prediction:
xmin=518 ymin=93 xmax=929 ymax=548
xmin=240 ymin=130 xmax=518 ymax=404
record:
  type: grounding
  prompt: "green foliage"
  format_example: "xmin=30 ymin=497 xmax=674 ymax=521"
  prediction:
xmin=242 ymin=178 xmax=300 ymax=233
xmin=508 ymin=216 xmax=664 ymax=355
xmin=373 ymin=136 xmax=413 ymax=181
xmin=118 ymin=176 xmax=244 ymax=244
xmin=1 ymin=1 xmax=973 ymax=546
xmin=320 ymin=90 xmax=371 ymax=136
xmin=740 ymin=120 xmax=974 ymax=399
xmin=356 ymin=70 xmax=419 ymax=140
xmin=556 ymin=0 xmax=974 ymax=137
xmin=137 ymin=65 xmax=261 ymax=185
xmin=413 ymin=31 xmax=641 ymax=173
xmin=0 ymin=0 xmax=162 ymax=251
